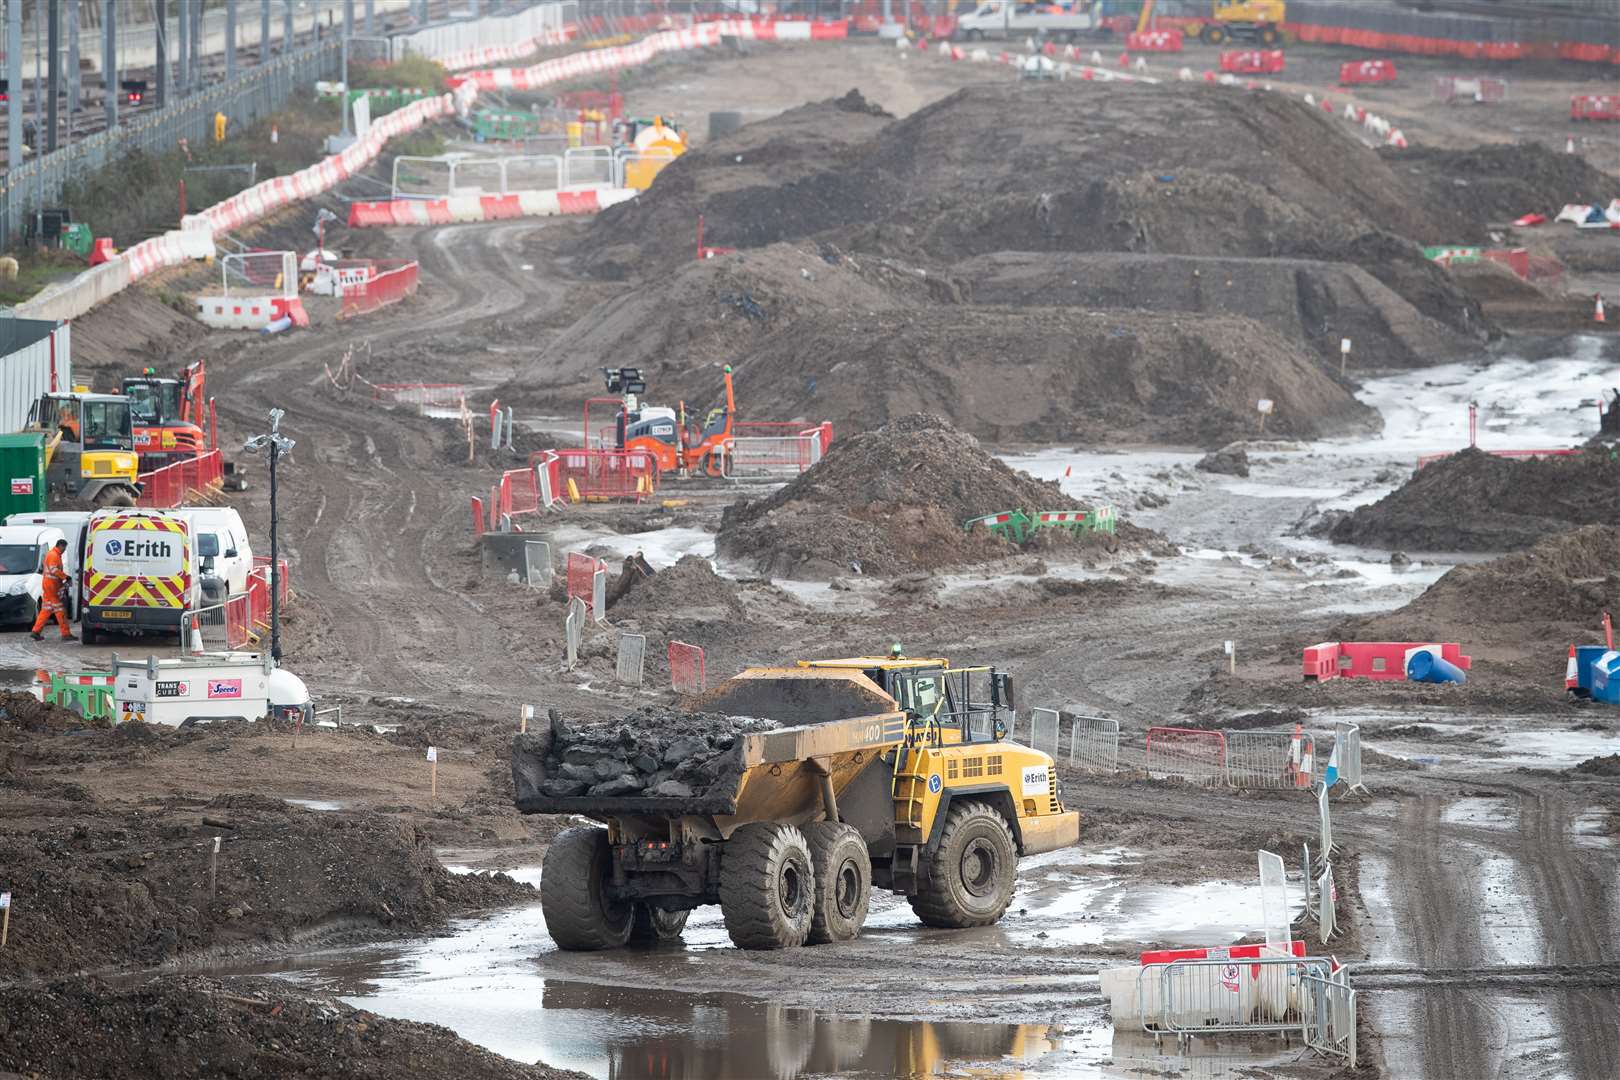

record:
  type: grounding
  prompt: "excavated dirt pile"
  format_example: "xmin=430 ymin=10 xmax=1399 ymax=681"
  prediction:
xmin=0 ymin=975 xmax=584 ymax=1080
xmin=1330 ymin=448 xmax=1620 ymax=551
xmin=947 ymin=251 xmax=1477 ymax=368
xmin=1345 ymin=525 xmax=1620 ymax=648
xmin=723 ymin=308 xmax=1379 ymax=445
xmin=612 ymin=554 xmax=744 ymax=618
xmin=1390 ymin=143 xmax=1618 ymax=227
xmin=0 ymin=792 xmax=532 ymax=979
xmin=512 ymin=707 xmax=778 ymax=803
xmin=581 ymin=90 xmax=894 ymax=280
xmin=583 ymin=82 xmax=1484 ymax=336
xmin=718 ymin=413 xmax=1089 ymax=578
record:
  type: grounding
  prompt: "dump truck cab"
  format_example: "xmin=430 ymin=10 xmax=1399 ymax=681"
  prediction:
xmin=515 ymin=655 xmax=1080 ymax=953
xmin=24 ymin=389 xmax=140 ymax=508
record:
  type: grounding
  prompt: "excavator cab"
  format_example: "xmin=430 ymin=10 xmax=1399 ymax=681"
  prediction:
xmin=598 ymin=364 xmax=736 ymax=477
xmin=121 ymin=361 xmax=208 ymax=469
xmin=24 ymin=390 xmax=140 ymax=507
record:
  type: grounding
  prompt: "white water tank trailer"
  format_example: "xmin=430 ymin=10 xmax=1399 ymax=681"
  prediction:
xmin=112 ymin=651 xmax=313 ymax=726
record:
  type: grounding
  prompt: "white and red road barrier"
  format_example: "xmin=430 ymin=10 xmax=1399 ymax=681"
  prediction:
xmin=338 ymin=260 xmax=420 ymax=319
xmin=346 ymin=189 xmax=636 ymax=229
xmin=194 ymin=294 xmax=309 ymax=331
xmin=1571 ymin=94 xmax=1620 ymax=121
xmin=1221 ymin=49 xmax=1285 ymax=74
xmin=1126 ymin=29 xmax=1183 ymax=53
xmin=1302 ymin=641 xmax=1471 ymax=681
xmin=1339 ymin=59 xmax=1397 ymax=85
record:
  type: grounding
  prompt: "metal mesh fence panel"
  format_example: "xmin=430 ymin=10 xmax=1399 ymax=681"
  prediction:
xmin=1067 ymin=716 xmax=1119 ymax=774
xmin=1028 ymin=707 xmax=1060 ymax=756
xmin=1258 ymin=850 xmax=1289 ymax=952
xmin=1226 ymin=731 xmax=1315 ymax=791
xmin=391 ymin=156 xmax=455 ymax=199
xmin=503 ymin=154 xmax=562 ymax=192
xmin=1145 ymin=727 xmax=1227 ymax=786
xmin=221 ymin=251 xmax=295 ymax=297
xmin=615 ymin=633 xmax=645 ymax=687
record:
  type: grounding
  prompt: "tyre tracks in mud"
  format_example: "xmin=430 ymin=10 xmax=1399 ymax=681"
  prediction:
xmin=207 ymin=220 xmax=563 ymax=697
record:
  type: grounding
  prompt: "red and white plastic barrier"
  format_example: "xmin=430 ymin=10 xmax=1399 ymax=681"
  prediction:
xmin=1303 ymin=641 xmax=1471 ymax=681
xmin=339 ymin=261 xmax=420 ymax=319
xmin=1339 ymin=59 xmax=1397 ymax=85
xmin=195 ymin=294 xmax=309 ymax=331
xmin=1571 ymin=94 xmax=1620 ymax=121
xmin=1126 ymin=29 xmax=1183 ymax=53
xmin=346 ymin=188 xmax=637 ymax=228
xmin=1220 ymin=49 xmax=1285 ymax=74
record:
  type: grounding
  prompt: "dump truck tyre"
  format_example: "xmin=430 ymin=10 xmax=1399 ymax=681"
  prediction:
xmin=804 ymin=821 xmax=871 ymax=944
xmin=909 ymin=801 xmax=1018 ymax=928
xmin=541 ymin=827 xmax=634 ymax=950
xmin=629 ymin=903 xmax=689 ymax=944
xmin=720 ymin=822 xmax=815 ymax=949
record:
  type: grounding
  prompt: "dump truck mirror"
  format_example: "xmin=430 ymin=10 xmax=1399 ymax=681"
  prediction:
xmin=993 ymin=672 xmax=1015 ymax=711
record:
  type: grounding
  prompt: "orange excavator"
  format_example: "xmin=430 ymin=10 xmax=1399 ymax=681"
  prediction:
xmin=599 ymin=365 xmax=735 ymax=477
xmin=122 ymin=360 xmax=211 ymax=470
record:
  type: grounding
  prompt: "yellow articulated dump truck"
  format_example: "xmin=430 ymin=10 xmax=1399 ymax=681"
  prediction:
xmin=512 ymin=657 xmax=1081 ymax=951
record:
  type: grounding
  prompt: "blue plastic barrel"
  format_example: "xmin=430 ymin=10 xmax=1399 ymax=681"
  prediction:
xmin=1407 ymin=648 xmax=1466 ymax=684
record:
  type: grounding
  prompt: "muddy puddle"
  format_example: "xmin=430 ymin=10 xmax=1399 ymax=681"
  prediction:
xmin=203 ymin=853 xmax=1311 ymax=1079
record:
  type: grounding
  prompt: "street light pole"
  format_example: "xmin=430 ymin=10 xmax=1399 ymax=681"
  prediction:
xmin=244 ymin=409 xmax=294 ymax=663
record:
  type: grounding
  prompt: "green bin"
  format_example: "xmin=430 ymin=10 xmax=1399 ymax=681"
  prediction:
xmin=0 ymin=433 xmax=47 ymax=519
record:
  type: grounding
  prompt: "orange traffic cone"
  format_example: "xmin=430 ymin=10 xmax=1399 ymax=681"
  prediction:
xmin=1596 ymin=295 xmax=1607 ymax=323
xmin=1565 ymin=644 xmax=1578 ymax=692
xmin=189 ymin=615 xmax=204 ymax=655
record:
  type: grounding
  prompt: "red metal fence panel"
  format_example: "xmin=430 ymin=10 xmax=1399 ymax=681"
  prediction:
xmin=669 ymin=640 xmax=706 ymax=695
xmin=339 ymin=260 xmax=421 ymax=319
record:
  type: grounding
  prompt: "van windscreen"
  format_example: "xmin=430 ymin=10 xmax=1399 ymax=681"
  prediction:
xmin=0 ymin=544 xmax=40 ymax=574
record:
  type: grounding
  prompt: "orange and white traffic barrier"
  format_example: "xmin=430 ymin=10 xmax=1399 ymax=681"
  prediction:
xmin=1597 ymin=295 xmax=1608 ymax=323
xmin=346 ymin=188 xmax=638 ymax=228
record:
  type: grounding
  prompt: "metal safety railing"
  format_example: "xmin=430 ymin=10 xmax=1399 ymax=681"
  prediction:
xmin=616 ymin=633 xmax=646 ymax=687
xmin=1302 ymin=969 xmax=1357 ymax=1067
xmin=0 ymin=36 xmax=341 ymax=250
xmin=1139 ymin=954 xmax=1336 ymax=1041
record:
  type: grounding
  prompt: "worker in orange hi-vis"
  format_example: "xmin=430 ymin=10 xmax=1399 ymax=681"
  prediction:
xmin=30 ymin=539 xmax=75 ymax=643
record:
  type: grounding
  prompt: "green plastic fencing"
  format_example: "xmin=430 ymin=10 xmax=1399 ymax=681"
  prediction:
xmin=320 ymin=86 xmax=434 ymax=118
xmin=963 ymin=507 xmax=1117 ymax=542
xmin=43 ymin=672 xmax=116 ymax=722
xmin=467 ymin=109 xmax=545 ymax=141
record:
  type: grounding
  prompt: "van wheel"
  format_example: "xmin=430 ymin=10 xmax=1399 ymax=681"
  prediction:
xmin=804 ymin=822 xmax=871 ymax=944
xmin=720 ymin=822 xmax=814 ymax=949
xmin=1259 ymin=26 xmax=1280 ymax=46
xmin=629 ymin=903 xmax=689 ymax=944
xmin=541 ymin=827 xmax=634 ymax=950
xmin=909 ymin=801 xmax=1018 ymax=928
xmin=1200 ymin=24 xmax=1227 ymax=45
xmin=81 ymin=625 xmax=100 ymax=645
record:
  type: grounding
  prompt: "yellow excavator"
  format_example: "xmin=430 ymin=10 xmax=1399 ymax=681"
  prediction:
xmin=1199 ymin=0 xmax=1285 ymax=46
xmin=516 ymin=654 xmax=1081 ymax=951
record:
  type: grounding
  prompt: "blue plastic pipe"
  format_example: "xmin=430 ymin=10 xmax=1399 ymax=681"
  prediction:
xmin=1408 ymin=649 xmax=1466 ymax=685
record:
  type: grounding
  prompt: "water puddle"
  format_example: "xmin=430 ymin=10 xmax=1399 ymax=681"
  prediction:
xmin=282 ymin=798 xmax=348 ymax=812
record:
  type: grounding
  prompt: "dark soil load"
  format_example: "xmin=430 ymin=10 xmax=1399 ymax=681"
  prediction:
xmin=1573 ymin=754 xmax=1620 ymax=778
xmin=1330 ymin=448 xmax=1620 ymax=552
xmin=712 ymin=308 xmax=1379 ymax=447
xmin=0 ymin=975 xmax=586 ymax=1080
xmin=0 ymin=691 xmax=109 ymax=733
xmin=512 ymin=707 xmax=778 ymax=807
xmin=947 ymin=251 xmax=1479 ymax=368
xmin=1343 ymin=525 xmax=1620 ymax=649
xmin=582 ymin=83 xmax=1487 ymax=336
xmin=0 ymin=793 xmax=534 ymax=979
xmin=718 ymin=414 xmax=1093 ymax=578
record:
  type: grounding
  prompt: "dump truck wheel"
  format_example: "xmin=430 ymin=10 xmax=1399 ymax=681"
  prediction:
xmin=93 ymin=486 xmax=136 ymax=508
xmin=629 ymin=903 xmax=689 ymax=944
xmin=804 ymin=822 xmax=871 ymax=944
xmin=719 ymin=822 xmax=815 ymax=949
xmin=909 ymin=801 xmax=1018 ymax=928
xmin=541 ymin=827 xmax=633 ymax=950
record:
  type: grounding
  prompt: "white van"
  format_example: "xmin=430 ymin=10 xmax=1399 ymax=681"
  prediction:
xmin=0 ymin=523 xmax=70 ymax=626
xmin=168 ymin=507 xmax=254 ymax=605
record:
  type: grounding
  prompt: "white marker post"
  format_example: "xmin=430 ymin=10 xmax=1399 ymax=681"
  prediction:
xmin=520 ymin=704 xmax=533 ymax=734
xmin=1224 ymin=639 xmax=1236 ymax=674
xmin=1340 ymin=337 xmax=1352 ymax=377
xmin=1257 ymin=398 xmax=1275 ymax=435
xmin=427 ymin=746 xmax=438 ymax=801
xmin=0 ymin=891 xmax=10 ymax=948
xmin=210 ymin=836 xmax=221 ymax=898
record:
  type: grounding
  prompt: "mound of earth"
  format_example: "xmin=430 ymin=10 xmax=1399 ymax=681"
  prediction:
xmin=722 ymin=307 xmax=1378 ymax=445
xmin=1330 ymin=447 xmax=1620 ymax=551
xmin=0 ymin=691 xmax=107 ymax=733
xmin=511 ymin=707 xmax=778 ymax=803
xmin=612 ymin=554 xmax=742 ymax=618
xmin=1573 ymin=754 xmax=1620 ymax=778
xmin=0 ymin=975 xmax=584 ymax=1080
xmin=1197 ymin=445 xmax=1250 ymax=478
xmin=584 ymin=83 xmax=1484 ymax=335
xmin=506 ymin=242 xmax=912 ymax=404
xmin=580 ymin=90 xmax=895 ymax=280
xmin=0 ymin=793 xmax=532 ymax=979
xmin=1344 ymin=525 xmax=1620 ymax=648
xmin=718 ymin=414 xmax=1091 ymax=578
xmin=1389 ymin=143 xmax=1618 ymax=227
xmin=947 ymin=251 xmax=1479 ymax=367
